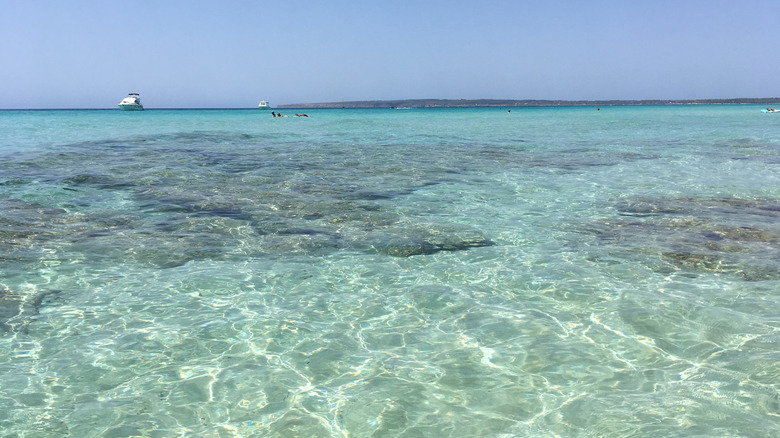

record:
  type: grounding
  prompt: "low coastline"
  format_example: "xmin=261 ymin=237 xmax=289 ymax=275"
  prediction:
xmin=3 ymin=98 xmax=778 ymax=111
xmin=278 ymin=97 xmax=780 ymax=109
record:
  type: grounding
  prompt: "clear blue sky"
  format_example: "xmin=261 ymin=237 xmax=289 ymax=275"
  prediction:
xmin=2 ymin=0 xmax=778 ymax=108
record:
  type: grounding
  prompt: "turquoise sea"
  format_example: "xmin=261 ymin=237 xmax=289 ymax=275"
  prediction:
xmin=1 ymin=106 xmax=779 ymax=437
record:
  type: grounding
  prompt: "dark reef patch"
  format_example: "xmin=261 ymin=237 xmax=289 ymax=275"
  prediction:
xmin=583 ymin=197 xmax=780 ymax=280
xmin=367 ymin=224 xmax=495 ymax=257
xmin=0 ymin=287 xmax=64 ymax=334
xmin=0 ymin=131 xmax=499 ymax=272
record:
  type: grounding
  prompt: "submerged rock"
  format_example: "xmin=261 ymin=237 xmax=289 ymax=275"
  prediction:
xmin=0 ymin=288 xmax=64 ymax=334
xmin=369 ymin=224 xmax=494 ymax=257
xmin=584 ymin=197 xmax=780 ymax=280
xmin=372 ymin=239 xmax=441 ymax=257
xmin=0 ymin=287 xmax=23 ymax=333
xmin=662 ymin=252 xmax=731 ymax=272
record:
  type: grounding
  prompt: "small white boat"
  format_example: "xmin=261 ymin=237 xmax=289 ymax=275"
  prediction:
xmin=118 ymin=93 xmax=143 ymax=111
xmin=258 ymin=100 xmax=271 ymax=110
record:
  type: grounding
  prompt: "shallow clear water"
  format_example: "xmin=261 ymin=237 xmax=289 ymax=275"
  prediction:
xmin=1 ymin=106 xmax=779 ymax=437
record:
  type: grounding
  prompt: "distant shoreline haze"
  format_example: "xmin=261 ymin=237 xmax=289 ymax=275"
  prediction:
xmin=276 ymin=98 xmax=780 ymax=109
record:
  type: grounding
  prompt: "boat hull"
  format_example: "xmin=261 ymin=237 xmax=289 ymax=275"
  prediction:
xmin=119 ymin=104 xmax=144 ymax=111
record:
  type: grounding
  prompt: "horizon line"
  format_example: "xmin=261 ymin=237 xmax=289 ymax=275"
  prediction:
xmin=3 ymin=97 xmax=779 ymax=111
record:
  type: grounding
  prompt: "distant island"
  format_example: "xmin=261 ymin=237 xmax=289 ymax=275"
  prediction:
xmin=278 ymin=98 xmax=780 ymax=109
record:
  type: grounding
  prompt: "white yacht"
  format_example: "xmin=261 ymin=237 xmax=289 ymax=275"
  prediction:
xmin=258 ymin=100 xmax=271 ymax=110
xmin=118 ymin=93 xmax=143 ymax=111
